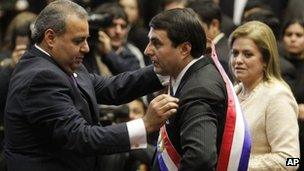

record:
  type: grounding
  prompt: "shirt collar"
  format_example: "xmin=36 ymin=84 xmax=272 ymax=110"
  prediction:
xmin=35 ymin=44 xmax=51 ymax=57
xmin=212 ymin=33 xmax=225 ymax=45
xmin=170 ymin=55 xmax=204 ymax=95
xmin=34 ymin=44 xmax=76 ymax=77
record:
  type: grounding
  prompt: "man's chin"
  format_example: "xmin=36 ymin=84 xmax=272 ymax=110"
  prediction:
xmin=112 ymin=42 xmax=122 ymax=49
xmin=153 ymin=67 xmax=168 ymax=76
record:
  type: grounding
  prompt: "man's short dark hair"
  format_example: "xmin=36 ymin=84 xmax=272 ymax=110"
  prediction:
xmin=31 ymin=0 xmax=88 ymax=43
xmin=187 ymin=0 xmax=222 ymax=27
xmin=149 ymin=8 xmax=206 ymax=58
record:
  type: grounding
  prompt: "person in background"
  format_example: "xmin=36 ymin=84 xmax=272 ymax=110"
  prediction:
xmin=119 ymin=0 xmax=151 ymax=66
xmin=84 ymin=3 xmax=145 ymax=76
xmin=0 ymin=13 xmax=36 ymax=170
xmin=189 ymin=0 xmax=236 ymax=42
xmin=100 ymin=98 xmax=154 ymax=171
xmin=230 ymin=21 xmax=299 ymax=170
xmin=281 ymin=17 xmax=304 ymax=170
xmin=187 ymin=0 xmax=232 ymax=79
xmin=281 ymin=18 xmax=304 ymax=120
xmin=241 ymin=0 xmax=271 ymax=22
xmin=162 ymin=0 xmax=187 ymax=10
xmin=4 ymin=1 xmax=179 ymax=170
xmin=128 ymin=98 xmax=146 ymax=120
xmin=0 ymin=12 xmax=35 ymax=123
xmin=0 ymin=11 xmax=36 ymax=61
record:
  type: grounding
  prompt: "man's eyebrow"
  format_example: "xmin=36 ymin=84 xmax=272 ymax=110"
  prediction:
xmin=150 ymin=37 xmax=157 ymax=41
xmin=72 ymin=36 xmax=86 ymax=41
xmin=150 ymin=37 xmax=161 ymax=43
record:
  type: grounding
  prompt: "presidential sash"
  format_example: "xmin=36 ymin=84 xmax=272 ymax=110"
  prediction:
xmin=157 ymin=45 xmax=251 ymax=171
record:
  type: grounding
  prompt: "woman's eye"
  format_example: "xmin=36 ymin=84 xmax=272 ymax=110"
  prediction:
xmin=231 ymin=51 xmax=239 ymax=58
xmin=244 ymin=52 xmax=253 ymax=58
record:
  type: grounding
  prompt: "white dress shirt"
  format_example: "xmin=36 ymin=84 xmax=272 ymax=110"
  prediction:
xmin=171 ymin=56 xmax=204 ymax=95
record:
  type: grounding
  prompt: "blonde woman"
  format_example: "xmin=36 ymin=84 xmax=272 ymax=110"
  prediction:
xmin=229 ymin=21 xmax=300 ymax=170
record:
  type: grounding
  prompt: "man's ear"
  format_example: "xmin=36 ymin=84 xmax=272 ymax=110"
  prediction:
xmin=44 ymin=29 xmax=56 ymax=48
xmin=179 ymin=42 xmax=191 ymax=59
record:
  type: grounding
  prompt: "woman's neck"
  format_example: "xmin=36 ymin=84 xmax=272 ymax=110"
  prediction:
xmin=241 ymin=77 xmax=264 ymax=96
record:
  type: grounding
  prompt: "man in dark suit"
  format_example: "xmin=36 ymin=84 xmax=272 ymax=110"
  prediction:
xmin=187 ymin=0 xmax=232 ymax=80
xmin=144 ymin=8 xmax=227 ymax=170
xmin=4 ymin=1 xmax=179 ymax=170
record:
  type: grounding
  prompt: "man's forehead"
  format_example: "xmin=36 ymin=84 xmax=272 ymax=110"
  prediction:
xmin=148 ymin=28 xmax=168 ymax=39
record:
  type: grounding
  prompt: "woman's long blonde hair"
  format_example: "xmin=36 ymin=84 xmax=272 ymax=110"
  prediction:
xmin=229 ymin=21 xmax=283 ymax=82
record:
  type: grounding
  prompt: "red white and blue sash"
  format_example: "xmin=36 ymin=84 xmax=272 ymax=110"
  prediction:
xmin=157 ymin=125 xmax=181 ymax=171
xmin=157 ymin=44 xmax=251 ymax=171
xmin=211 ymin=44 xmax=251 ymax=171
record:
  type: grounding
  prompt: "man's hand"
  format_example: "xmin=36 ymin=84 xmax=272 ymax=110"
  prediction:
xmin=143 ymin=94 xmax=179 ymax=133
xmin=97 ymin=30 xmax=112 ymax=55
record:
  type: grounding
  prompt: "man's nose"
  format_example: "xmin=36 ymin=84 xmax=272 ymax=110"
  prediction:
xmin=290 ymin=34 xmax=297 ymax=42
xmin=144 ymin=42 xmax=153 ymax=57
xmin=81 ymin=40 xmax=90 ymax=53
xmin=115 ymin=25 xmax=123 ymax=34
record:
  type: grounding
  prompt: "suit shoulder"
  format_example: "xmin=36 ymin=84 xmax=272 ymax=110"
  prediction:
xmin=190 ymin=63 xmax=226 ymax=91
xmin=179 ymin=64 xmax=227 ymax=102
xmin=259 ymin=80 xmax=293 ymax=98
xmin=11 ymin=56 xmax=71 ymax=92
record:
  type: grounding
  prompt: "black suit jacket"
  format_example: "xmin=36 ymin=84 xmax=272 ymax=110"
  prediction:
xmin=152 ymin=57 xmax=227 ymax=170
xmin=215 ymin=35 xmax=233 ymax=80
xmin=4 ymin=46 xmax=163 ymax=171
xmin=0 ymin=66 xmax=13 ymax=125
xmin=220 ymin=14 xmax=236 ymax=36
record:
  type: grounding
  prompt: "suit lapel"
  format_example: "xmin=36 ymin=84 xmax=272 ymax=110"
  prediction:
xmin=166 ymin=57 xmax=213 ymax=128
xmin=29 ymin=46 xmax=100 ymax=124
xmin=175 ymin=57 xmax=213 ymax=97
xmin=74 ymin=71 xmax=100 ymax=123
xmin=68 ymin=77 xmax=94 ymax=123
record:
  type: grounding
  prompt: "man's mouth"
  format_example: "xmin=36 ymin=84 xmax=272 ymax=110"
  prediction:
xmin=75 ymin=57 xmax=83 ymax=63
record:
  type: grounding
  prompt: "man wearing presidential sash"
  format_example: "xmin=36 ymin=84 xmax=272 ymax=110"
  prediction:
xmin=145 ymin=8 xmax=251 ymax=171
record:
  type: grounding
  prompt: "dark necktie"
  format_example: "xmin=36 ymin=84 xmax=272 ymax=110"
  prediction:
xmin=70 ymin=76 xmax=89 ymax=103
xmin=168 ymin=77 xmax=174 ymax=96
xmin=70 ymin=75 xmax=93 ymax=119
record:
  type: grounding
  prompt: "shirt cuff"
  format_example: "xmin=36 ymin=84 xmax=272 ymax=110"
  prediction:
xmin=126 ymin=118 xmax=147 ymax=149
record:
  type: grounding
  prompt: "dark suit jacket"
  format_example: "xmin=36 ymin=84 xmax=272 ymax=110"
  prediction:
xmin=0 ymin=66 xmax=14 ymax=125
xmin=4 ymin=46 xmax=163 ymax=171
xmin=215 ymin=35 xmax=232 ymax=80
xmin=152 ymin=57 xmax=227 ymax=170
xmin=220 ymin=14 xmax=236 ymax=36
